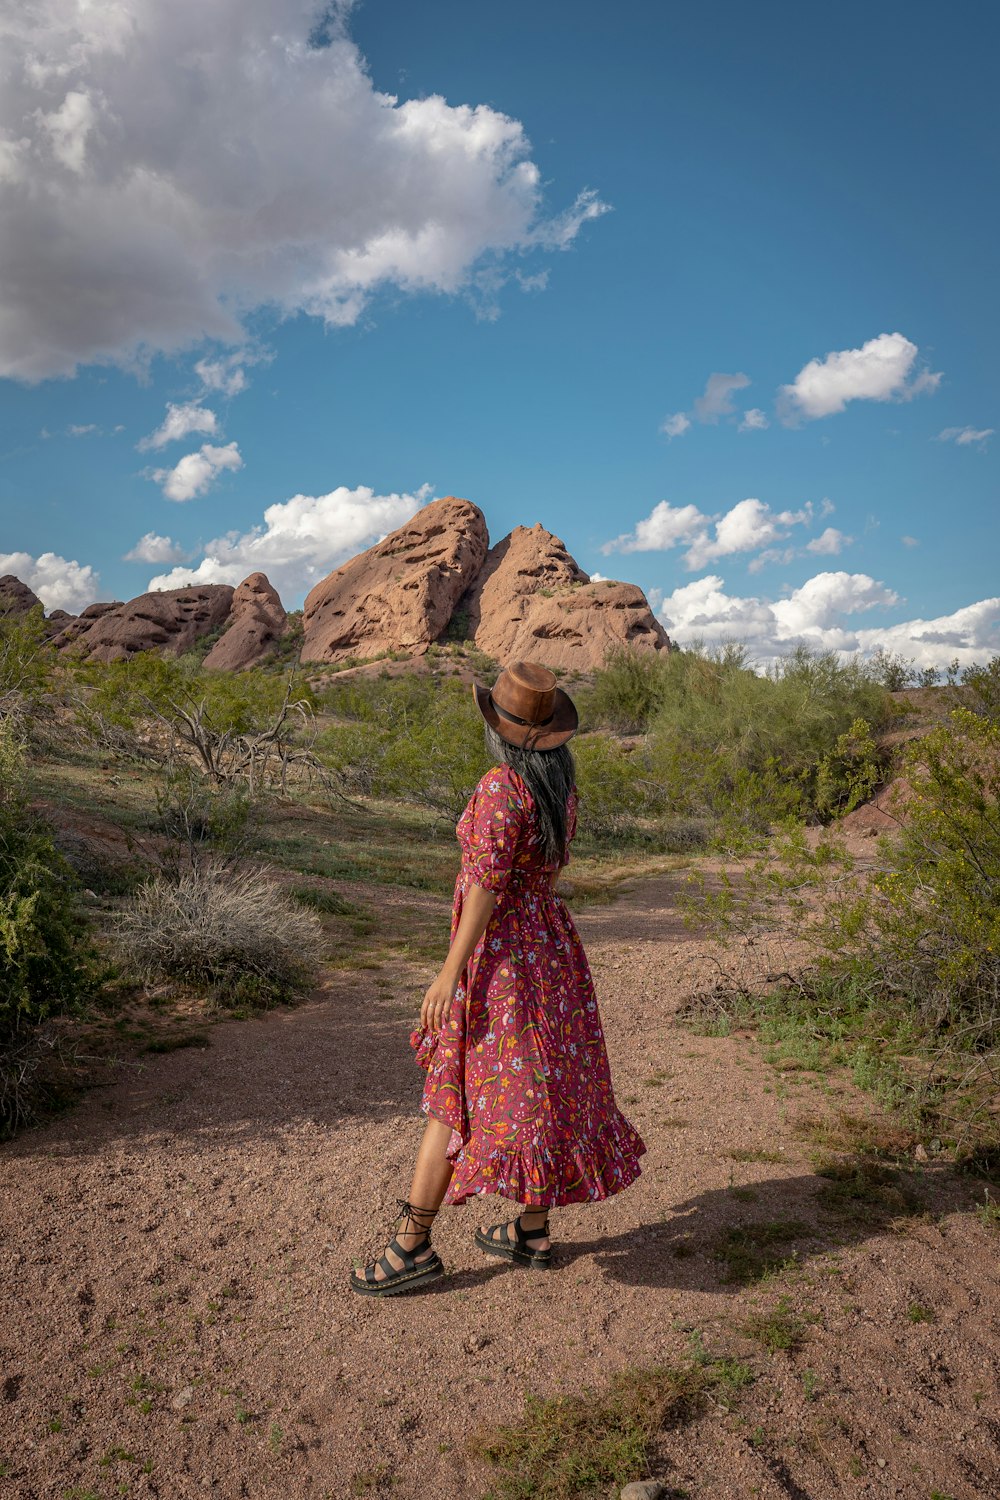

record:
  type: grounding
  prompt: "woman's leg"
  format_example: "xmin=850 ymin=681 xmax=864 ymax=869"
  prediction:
xmin=369 ymin=1115 xmax=455 ymax=1281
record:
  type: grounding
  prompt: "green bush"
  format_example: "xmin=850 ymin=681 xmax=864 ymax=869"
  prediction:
xmin=646 ymin=645 xmax=892 ymax=837
xmin=0 ymin=724 xmax=94 ymax=1134
xmin=580 ymin=645 xmax=673 ymax=733
xmin=693 ymin=705 xmax=1000 ymax=1151
xmin=318 ymin=674 xmax=490 ymax=819
xmin=0 ymin=604 xmax=56 ymax=716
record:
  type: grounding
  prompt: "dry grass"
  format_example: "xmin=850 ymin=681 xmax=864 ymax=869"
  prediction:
xmin=112 ymin=866 xmax=324 ymax=1010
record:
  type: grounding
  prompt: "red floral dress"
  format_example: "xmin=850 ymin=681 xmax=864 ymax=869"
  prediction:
xmin=411 ymin=764 xmax=646 ymax=1207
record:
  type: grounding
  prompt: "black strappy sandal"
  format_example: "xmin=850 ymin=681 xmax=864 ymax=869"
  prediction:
xmin=350 ymin=1199 xmax=446 ymax=1297
xmin=474 ymin=1214 xmax=552 ymax=1270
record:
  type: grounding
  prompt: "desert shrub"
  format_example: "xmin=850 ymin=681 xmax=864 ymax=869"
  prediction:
xmin=318 ymin=674 xmax=490 ymax=819
xmin=0 ymin=724 xmax=94 ymax=1135
xmin=581 ymin=645 xmax=673 ymax=733
xmin=0 ymin=604 xmax=56 ymax=724
xmin=572 ymin=733 xmax=664 ymax=842
xmin=866 ymin=646 xmax=915 ymax=692
xmin=74 ymin=657 xmax=322 ymax=794
xmin=693 ymin=706 xmax=1000 ymax=1150
xmin=647 ymin=645 xmax=892 ymax=837
xmin=961 ymin=654 xmax=1000 ymax=724
xmin=112 ymin=866 xmax=324 ymax=1009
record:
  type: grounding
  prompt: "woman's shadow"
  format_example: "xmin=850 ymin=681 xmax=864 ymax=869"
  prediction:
xmin=445 ymin=1164 xmax=975 ymax=1294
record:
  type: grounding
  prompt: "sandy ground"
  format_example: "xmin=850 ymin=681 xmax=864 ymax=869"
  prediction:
xmin=2 ymin=870 xmax=999 ymax=1500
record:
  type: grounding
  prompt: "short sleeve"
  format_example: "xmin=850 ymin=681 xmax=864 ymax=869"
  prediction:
xmin=462 ymin=766 xmax=525 ymax=894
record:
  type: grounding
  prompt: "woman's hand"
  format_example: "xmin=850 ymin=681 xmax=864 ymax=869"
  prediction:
xmin=421 ymin=970 xmax=458 ymax=1034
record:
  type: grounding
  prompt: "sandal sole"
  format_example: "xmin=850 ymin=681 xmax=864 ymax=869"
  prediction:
xmin=349 ymin=1261 xmax=445 ymax=1297
xmin=474 ymin=1229 xmax=552 ymax=1270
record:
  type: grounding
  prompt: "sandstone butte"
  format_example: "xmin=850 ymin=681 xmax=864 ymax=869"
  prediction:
xmin=4 ymin=495 xmax=670 ymax=672
xmin=300 ymin=496 xmax=490 ymax=662
xmin=202 ymin=572 xmax=287 ymax=672
xmin=299 ymin=497 xmax=670 ymax=669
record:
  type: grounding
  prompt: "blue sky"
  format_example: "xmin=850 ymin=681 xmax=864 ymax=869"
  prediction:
xmin=0 ymin=0 xmax=996 ymax=666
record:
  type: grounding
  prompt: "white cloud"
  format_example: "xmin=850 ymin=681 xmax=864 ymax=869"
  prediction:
xmin=607 ymin=496 xmax=818 ymax=571
xmin=693 ymin=372 xmax=750 ymax=424
xmin=685 ymin=498 xmax=813 ymax=570
xmin=657 ymin=569 xmax=1000 ymax=670
xmin=0 ymin=549 xmax=99 ymax=613
xmin=660 ymin=412 xmax=691 ymax=440
xmin=67 ymin=423 xmax=98 ymax=436
xmin=138 ymin=402 xmax=219 ymax=451
xmin=901 ymin=534 xmax=920 ymax=548
xmin=660 ymin=372 xmax=751 ymax=437
xmin=738 ymin=408 xmax=769 ymax=432
xmin=152 ymin=441 xmax=243 ymax=502
xmin=779 ymin=332 xmax=942 ymax=422
xmin=147 ymin=483 xmax=433 ymax=603
xmin=805 ymin=526 xmax=852 ymax=556
xmin=194 ymin=348 xmax=272 ymax=397
xmin=936 ymin=425 xmax=993 ymax=450
xmin=122 ymin=532 xmax=191 ymax=564
xmin=604 ymin=500 xmax=706 ymax=554
xmin=0 ymin=1 xmax=608 ymax=381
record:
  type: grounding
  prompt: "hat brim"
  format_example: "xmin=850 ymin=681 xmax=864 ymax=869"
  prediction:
xmin=472 ymin=680 xmax=579 ymax=751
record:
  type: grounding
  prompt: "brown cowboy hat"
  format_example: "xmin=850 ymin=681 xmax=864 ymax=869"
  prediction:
xmin=472 ymin=660 xmax=579 ymax=751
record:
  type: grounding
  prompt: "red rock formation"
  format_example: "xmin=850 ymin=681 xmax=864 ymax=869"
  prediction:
xmin=54 ymin=587 xmax=234 ymax=662
xmin=455 ymin=523 xmax=670 ymax=670
xmin=203 ymin=573 xmax=287 ymax=671
xmin=0 ymin=574 xmax=43 ymax=615
xmin=301 ymin=496 xmax=489 ymax=664
xmin=52 ymin=601 xmax=122 ymax=650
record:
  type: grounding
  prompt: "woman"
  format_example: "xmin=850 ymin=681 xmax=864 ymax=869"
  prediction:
xmin=350 ymin=660 xmax=646 ymax=1296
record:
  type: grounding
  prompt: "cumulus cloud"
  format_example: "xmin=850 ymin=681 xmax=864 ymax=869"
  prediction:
xmin=738 ymin=408 xmax=769 ymax=432
xmin=778 ymin=332 xmax=941 ymax=422
xmin=693 ymin=372 xmax=751 ymax=424
xmin=0 ymin=1 xmax=608 ymax=381
xmin=606 ymin=496 xmax=819 ymax=571
xmin=146 ymin=483 xmax=433 ymax=603
xmin=67 ymin=422 xmax=98 ymax=437
xmin=604 ymin=500 xmax=705 ymax=554
xmin=685 ymin=498 xmax=813 ymax=570
xmin=660 ymin=412 xmax=691 ymax=440
xmin=657 ymin=570 xmax=1000 ymax=670
xmin=805 ymin=526 xmax=852 ymax=556
xmin=138 ymin=402 xmax=219 ymax=452
xmin=122 ymin=533 xmax=191 ymax=565
xmin=0 ymin=549 xmax=99 ymax=612
xmin=660 ymin=371 xmax=751 ymax=438
xmin=151 ymin=441 xmax=243 ymax=502
xmin=936 ymin=425 xmax=993 ymax=450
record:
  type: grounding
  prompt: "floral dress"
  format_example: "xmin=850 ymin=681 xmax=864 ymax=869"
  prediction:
xmin=411 ymin=763 xmax=646 ymax=1207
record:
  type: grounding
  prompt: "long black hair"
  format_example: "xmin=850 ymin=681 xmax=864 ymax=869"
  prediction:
xmin=484 ymin=724 xmax=576 ymax=866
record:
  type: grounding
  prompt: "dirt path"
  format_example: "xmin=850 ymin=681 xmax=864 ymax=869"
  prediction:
xmin=2 ymin=871 xmax=999 ymax=1500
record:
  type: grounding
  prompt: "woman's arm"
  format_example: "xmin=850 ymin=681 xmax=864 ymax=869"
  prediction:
xmin=420 ymin=881 xmax=497 ymax=1033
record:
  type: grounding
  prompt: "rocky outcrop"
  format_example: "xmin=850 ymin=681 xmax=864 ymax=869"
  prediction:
xmin=54 ymin=586 xmax=234 ymax=662
xmin=203 ymin=573 xmax=287 ymax=671
xmin=475 ymin=576 xmax=670 ymax=671
xmin=0 ymin=574 xmax=43 ymax=615
xmin=457 ymin=524 xmax=589 ymax=643
xmin=452 ymin=523 xmax=670 ymax=670
xmin=301 ymin=496 xmax=489 ymax=664
xmin=17 ymin=496 xmax=668 ymax=673
xmin=52 ymin=601 xmax=121 ymax=650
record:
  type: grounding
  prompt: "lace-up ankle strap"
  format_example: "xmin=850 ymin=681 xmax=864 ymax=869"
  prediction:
xmin=394 ymin=1198 xmax=439 ymax=1241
